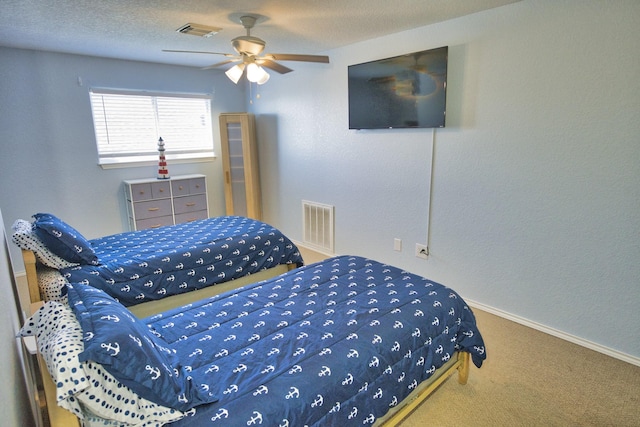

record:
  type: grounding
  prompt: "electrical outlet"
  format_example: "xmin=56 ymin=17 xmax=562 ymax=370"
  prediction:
xmin=393 ymin=238 xmax=402 ymax=251
xmin=415 ymin=244 xmax=429 ymax=259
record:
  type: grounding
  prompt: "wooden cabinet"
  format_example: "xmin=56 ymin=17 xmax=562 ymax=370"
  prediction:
xmin=124 ymin=174 xmax=209 ymax=231
xmin=219 ymin=113 xmax=262 ymax=220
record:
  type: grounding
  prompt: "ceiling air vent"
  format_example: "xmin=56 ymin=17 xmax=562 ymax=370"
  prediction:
xmin=176 ymin=23 xmax=222 ymax=38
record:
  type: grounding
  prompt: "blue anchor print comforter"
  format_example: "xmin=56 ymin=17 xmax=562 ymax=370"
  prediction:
xmin=141 ymin=255 xmax=486 ymax=426
xmin=60 ymin=216 xmax=303 ymax=306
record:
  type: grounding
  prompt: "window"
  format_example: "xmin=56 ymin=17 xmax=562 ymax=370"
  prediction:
xmin=89 ymin=89 xmax=214 ymax=167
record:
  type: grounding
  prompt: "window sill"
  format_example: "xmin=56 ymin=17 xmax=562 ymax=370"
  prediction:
xmin=99 ymin=153 xmax=216 ymax=170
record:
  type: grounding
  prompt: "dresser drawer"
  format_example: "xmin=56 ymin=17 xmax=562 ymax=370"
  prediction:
xmin=129 ymin=183 xmax=153 ymax=201
xmin=173 ymin=194 xmax=207 ymax=215
xmin=151 ymin=180 xmax=171 ymax=198
xmin=175 ymin=210 xmax=208 ymax=224
xmin=189 ymin=177 xmax=206 ymax=194
xmin=171 ymin=179 xmax=191 ymax=197
xmin=133 ymin=199 xmax=173 ymax=220
xmin=135 ymin=215 xmax=174 ymax=230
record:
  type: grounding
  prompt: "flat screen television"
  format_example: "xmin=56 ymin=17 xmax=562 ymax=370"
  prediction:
xmin=348 ymin=46 xmax=448 ymax=130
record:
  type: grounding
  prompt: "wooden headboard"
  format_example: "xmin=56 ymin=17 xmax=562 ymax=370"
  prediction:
xmin=21 ymin=249 xmax=41 ymax=308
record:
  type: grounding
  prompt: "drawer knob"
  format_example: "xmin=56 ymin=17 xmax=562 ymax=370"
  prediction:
xmin=186 ymin=202 xmax=196 ymax=207
xmin=148 ymin=207 xmax=159 ymax=211
xmin=179 ymin=185 xmax=184 ymax=190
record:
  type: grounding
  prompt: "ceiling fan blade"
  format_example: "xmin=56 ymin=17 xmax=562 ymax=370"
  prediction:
xmin=263 ymin=53 xmax=330 ymax=63
xmin=257 ymin=59 xmax=294 ymax=74
xmin=201 ymin=59 xmax=241 ymax=70
xmin=163 ymin=49 xmax=235 ymax=57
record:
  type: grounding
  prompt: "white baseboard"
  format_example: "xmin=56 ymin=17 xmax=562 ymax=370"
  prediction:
xmin=466 ymin=299 xmax=640 ymax=368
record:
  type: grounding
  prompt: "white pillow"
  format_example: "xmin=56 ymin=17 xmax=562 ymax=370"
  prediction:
xmin=11 ymin=219 xmax=78 ymax=269
xmin=37 ymin=266 xmax=68 ymax=302
xmin=19 ymin=301 xmax=185 ymax=426
xmin=18 ymin=300 xmax=90 ymax=405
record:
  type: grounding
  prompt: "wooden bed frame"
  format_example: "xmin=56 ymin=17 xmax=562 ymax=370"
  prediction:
xmin=21 ymin=249 xmax=295 ymax=319
xmin=20 ymin=249 xmax=470 ymax=427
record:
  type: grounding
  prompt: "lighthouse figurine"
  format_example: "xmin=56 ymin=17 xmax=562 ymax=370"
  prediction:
xmin=157 ymin=137 xmax=170 ymax=179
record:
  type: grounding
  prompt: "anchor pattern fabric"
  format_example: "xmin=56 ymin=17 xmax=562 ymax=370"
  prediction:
xmin=66 ymin=282 xmax=216 ymax=411
xmin=138 ymin=255 xmax=487 ymax=426
xmin=18 ymin=300 xmax=185 ymax=425
xmin=60 ymin=216 xmax=303 ymax=306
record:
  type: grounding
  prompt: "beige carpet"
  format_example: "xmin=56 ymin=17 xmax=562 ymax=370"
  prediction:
xmin=297 ymin=246 xmax=640 ymax=426
xmin=400 ymin=309 xmax=640 ymax=427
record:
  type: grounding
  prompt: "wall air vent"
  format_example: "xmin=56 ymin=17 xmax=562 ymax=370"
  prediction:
xmin=176 ymin=23 xmax=222 ymax=38
xmin=302 ymin=200 xmax=334 ymax=253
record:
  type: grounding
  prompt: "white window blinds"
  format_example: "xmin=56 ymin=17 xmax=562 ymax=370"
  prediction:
xmin=89 ymin=89 xmax=214 ymax=165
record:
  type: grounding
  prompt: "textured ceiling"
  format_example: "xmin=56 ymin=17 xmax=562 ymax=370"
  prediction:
xmin=0 ymin=0 xmax=520 ymax=68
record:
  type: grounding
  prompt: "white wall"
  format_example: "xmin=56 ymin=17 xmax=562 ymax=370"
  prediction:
xmin=0 ymin=48 xmax=245 ymax=265
xmin=251 ymin=0 xmax=640 ymax=360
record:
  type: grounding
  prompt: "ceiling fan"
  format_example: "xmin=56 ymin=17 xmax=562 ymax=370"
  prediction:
xmin=163 ymin=15 xmax=330 ymax=84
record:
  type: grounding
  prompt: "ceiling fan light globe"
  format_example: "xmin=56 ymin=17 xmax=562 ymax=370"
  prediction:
xmin=225 ymin=64 xmax=245 ymax=84
xmin=246 ymin=63 xmax=268 ymax=83
xmin=257 ymin=71 xmax=270 ymax=85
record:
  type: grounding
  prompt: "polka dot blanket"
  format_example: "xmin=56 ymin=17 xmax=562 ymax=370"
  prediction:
xmin=19 ymin=300 xmax=184 ymax=426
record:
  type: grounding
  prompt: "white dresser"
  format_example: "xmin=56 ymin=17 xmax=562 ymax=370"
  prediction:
xmin=124 ymin=174 xmax=209 ymax=231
